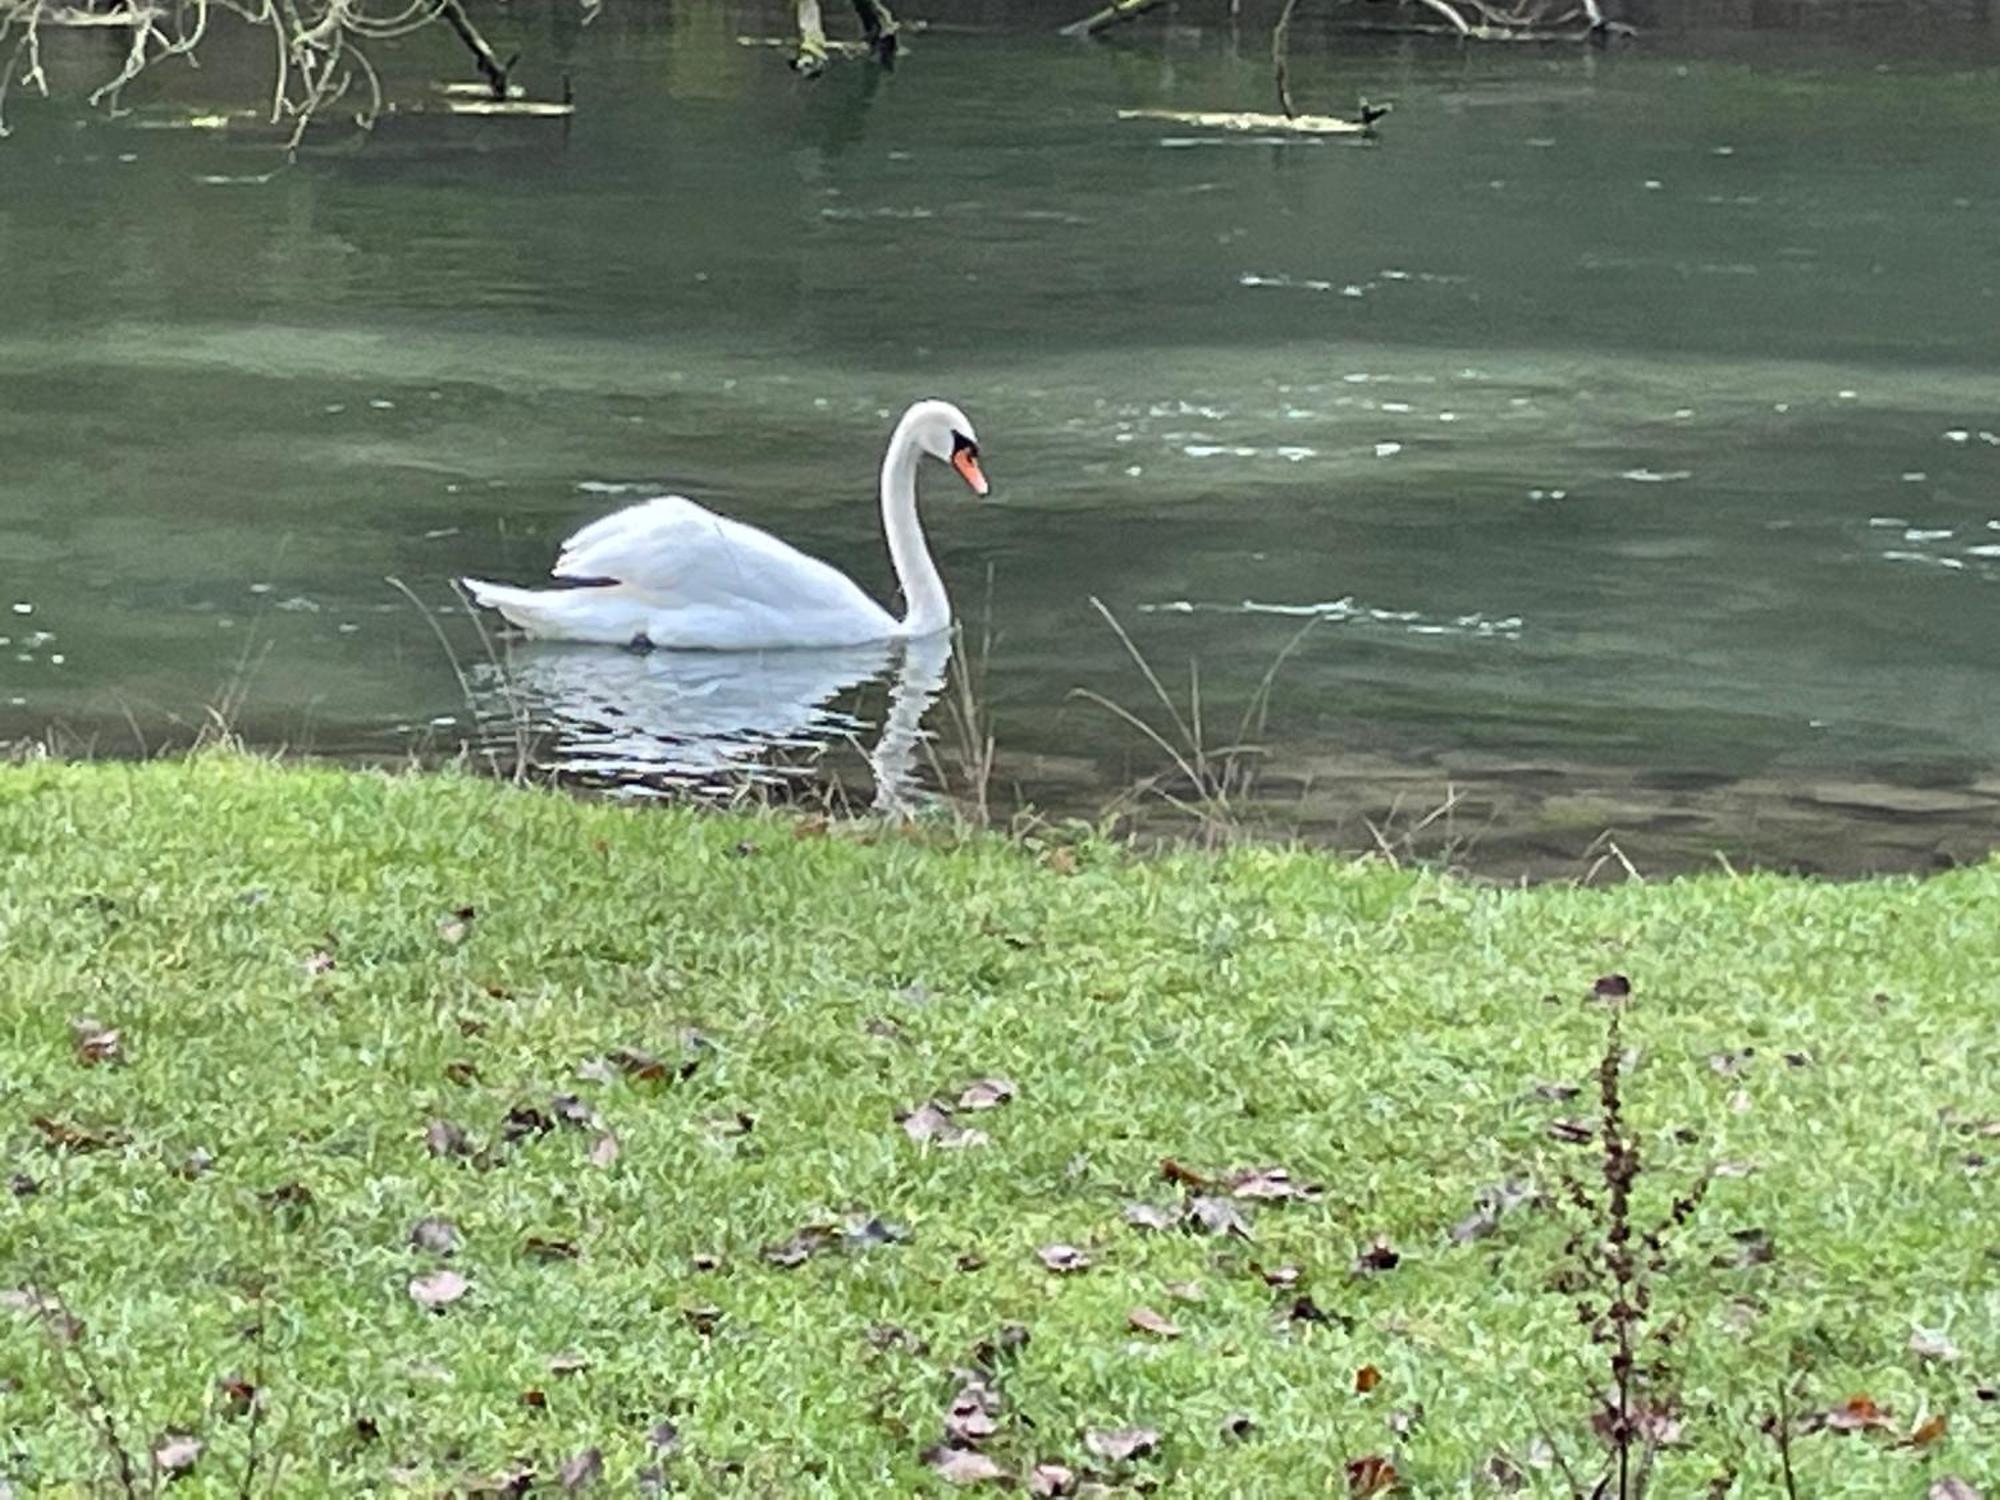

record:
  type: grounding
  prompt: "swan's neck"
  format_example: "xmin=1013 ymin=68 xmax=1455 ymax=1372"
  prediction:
xmin=881 ymin=418 xmax=950 ymax=637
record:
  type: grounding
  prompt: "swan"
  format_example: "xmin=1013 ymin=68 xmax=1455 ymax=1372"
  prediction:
xmin=461 ymin=399 xmax=988 ymax=650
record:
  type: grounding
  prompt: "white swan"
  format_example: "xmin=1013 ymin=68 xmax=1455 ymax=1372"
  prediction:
xmin=461 ymin=399 xmax=988 ymax=650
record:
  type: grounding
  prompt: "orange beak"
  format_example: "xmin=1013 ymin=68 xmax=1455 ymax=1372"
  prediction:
xmin=951 ymin=448 xmax=990 ymax=496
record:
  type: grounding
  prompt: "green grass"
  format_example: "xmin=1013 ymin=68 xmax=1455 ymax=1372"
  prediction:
xmin=0 ymin=755 xmax=1994 ymax=1496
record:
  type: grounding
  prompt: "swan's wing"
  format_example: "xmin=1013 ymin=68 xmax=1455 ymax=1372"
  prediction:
xmin=553 ymin=495 xmax=880 ymax=615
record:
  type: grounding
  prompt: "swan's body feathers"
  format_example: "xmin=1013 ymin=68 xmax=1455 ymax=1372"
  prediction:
xmin=468 ymin=495 xmax=896 ymax=650
xmin=463 ymin=399 xmax=982 ymax=652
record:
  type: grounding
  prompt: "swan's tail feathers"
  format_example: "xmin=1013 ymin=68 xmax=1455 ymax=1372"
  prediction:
xmin=459 ymin=578 xmax=576 ymax=638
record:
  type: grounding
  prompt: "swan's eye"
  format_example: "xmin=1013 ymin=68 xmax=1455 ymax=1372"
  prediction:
xmin=951 ymin=431 xmax=978 ymax=459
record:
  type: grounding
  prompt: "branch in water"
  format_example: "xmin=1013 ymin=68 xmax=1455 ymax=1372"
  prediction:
xmin=1059 ymin=0 xmax=1169 ymax=40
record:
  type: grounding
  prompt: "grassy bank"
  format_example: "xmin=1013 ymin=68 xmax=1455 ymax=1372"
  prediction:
xmin=1 ymin=756 xmax=1993 ymax=1496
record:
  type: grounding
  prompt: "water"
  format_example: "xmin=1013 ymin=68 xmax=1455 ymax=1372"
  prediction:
xmin=3 ymin=1 xmax=1998 ymax=875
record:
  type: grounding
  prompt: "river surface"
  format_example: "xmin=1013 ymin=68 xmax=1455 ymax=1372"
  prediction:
xmin=2 ymin=1 xmax=1998 ymax=876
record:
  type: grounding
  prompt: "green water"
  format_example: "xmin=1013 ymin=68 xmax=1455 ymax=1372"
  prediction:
xmin=3 ymin=3 xmax=1998 ymax=873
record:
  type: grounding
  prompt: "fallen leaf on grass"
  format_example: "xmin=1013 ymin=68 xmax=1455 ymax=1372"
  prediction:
xmin=1388 ymin=1405 xmax=1422 ymax=1437
xmin=152 ymin=1432 xmax=203 ymax=1477
xmin=1593 ymin=974 xmax=1631 ymax=999
xmin=1354 ymin=1364 xmax=1382 ymax=1393
xmin=900 ymin=1100 xmax=989 ymax=1149
xmin=1910 ymin=1329 xmax=1961 ymax=1362
xmin=648 ymin=1419 xmax=680 ymax=1454
xmin=216 ymin=1374 xmax=259 ymax=1417
xmin=1352 ymin=1237 xmax=1401 ymax=1274
xmin=1185 ymin=1196 xmax=1253 ymax=1239
xmin=762 ymin=1226 xmax=836 ymax=1268
xmin=1286 ymin=1294 xmax=1335 ymax=1326
xmin=1905 ymin=1413 xmax=1948 ymax=1448
xmin=558 ymin=1448 xmax=603 ymax=1491
xmin=1253 ymin=1262 xmax=1300 ymax=1287
xmin=1708 ymin=1048 xmax=1754 ymax=1076
xmin=425 ymin=1118 xmax=472 ymax=1159
xmin=1220 ymin=1412 xmax=1257 ymax=1440
xmin=525 ymin=1236 xmax=579 ymax=1261
xmin=945 ymin=1381 xmax=1000 ymax=1444
xmin=410 ymin=1216 xmax=460 ymax=1255
xmin=1037 ymin=1244 xmax=1091 ymax=1274
xmin=304 ymin=948 xmax=336 ymax=976
xmin=1029 ymin=1461 xmax=1076 ymax=1495
xmin=1229 ymin=1167 xmax=1321 ymax=1201
xmin=1482 ymin=1452 xmax=1527 ymax=1491
xmin=1532 ymin=1080 xmax=1581 ymax=1102
xmin=501 ymin=1103 xmax=556 ymax=1143
xmin=957 ymin=1076 xmax=1017 ymax=1110
xmin=439 ymin=905 xmax=477 ymax=946
xmin=1930 ymin=1481 xmax=1983 ymax=1500
xmin=548 ymin=1352 xmax=590 ymax=1376
xmin=1814 ymin=1393 xmax=1893 ymax=1433
xmin=1123 ymin=1202 xmax=1176 ymax=1232
xmin=1164 ymin=1280 xmax=1205 ymax=1303
xmin=925 ymin=1446 xmax=1007 ymax=1485
xmin=1547 ymin=1118 xmax=1595 ymax=1145
xmin=409 ymin=1269 xmax=469 ymax=1310
xmin=1084 ymin=1426 xmax=1160 ymax=1461
xmin=588 ymin=1134 xmax=619 ymax=1169
xmin=443 ymin=1059 xmax=481 ymax=1086
xmin=30 ymin=1116 xmax=127 ymax=1153
xmin=1127 ymin=1306 xmax=1180 ymax=1339
xmin=1160 ymin=1156 xmax=1211 ymax=1188
xmin=1346 ymin=1453 xmax=1398 ymax=1495
xmin=69 ymin=1017 xmax=122 ymax=1066
xmin=1715 ymin=1227 xmax=1776 ymax=1269
xmin=682 ymin=1305 xmax=722 ymax=1335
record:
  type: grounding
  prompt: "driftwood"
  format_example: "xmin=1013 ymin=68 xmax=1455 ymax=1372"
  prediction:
xmin=1059 ymin=0 xmax=1169 ymax=39
xmin=1117 ymin=106 xmax=1373 ymax=136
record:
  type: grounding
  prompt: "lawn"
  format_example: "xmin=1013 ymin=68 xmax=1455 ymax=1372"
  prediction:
xmin=1 ymin=755 xmax=1993 ymax=1496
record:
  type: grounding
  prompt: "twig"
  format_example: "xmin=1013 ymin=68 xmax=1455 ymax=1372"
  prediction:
xmin=1271 ymin=0 xmax=1300 ymax=117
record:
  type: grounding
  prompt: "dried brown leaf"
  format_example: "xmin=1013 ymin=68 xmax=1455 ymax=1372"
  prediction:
xmin=152 ymin=1432 xmax=203 ymax=1476
xmin=1084 ymin=1426 xmax=1160 ymax=1461
xmin=1126 ymin=1305 xmax=1180 ymax=1339
xmin=1037 ymin=1243 xmax=1091 ymax=1274
xmin=588 ymin=1133 xmax=619 ymax=1169
xmin=1346 ymin=1453 xmax=1398 ymax=1495
xmin=1354 ymin=1364 xmax=1382 ymax=1393
xmin=425 ymin=1118 xmax=471 ymax=1159
xmin=1185 ymin=1196 xmax=1253 ymax=1239
xmin=409 ymin=1216 xmax=460 ymax=1255
xmin=1910 ymin=1329 xmax=1961 ymax=1363
xmin=1030 ymin=1461 xmax=1077 ymax=1496
xmin=69 ymin=1017 xmax=122 ymax=1066
xmin=1229 ymin=1166 xmax=1321 ymax=1200
xmin=957 ymin=1076 xmax=1017 ymax=1111
xmin=944 ymin=1380 xmax=1000 ymax=1444
xmin=901 ymin=1100 xmax=989 ymax=1149
xmin=1547 ymin=1118 xmax=1595 ymax=1145
xmin=558 ymin=1448 xmax=603 ymax=1491
xmin=1352 ymin=1236 xmax=1401 ymax=1274
xmin=1929 ymin=1481 xmax=1983 ymax=1500
xmin=1906 ymin=1413 xmax=1948 ymax=1448
xmin=31 ymin=1115 xmax=126 ymax=1153
xmin=408 ymin=1268 xmax=469 ymax=1310
xmin=1122 ymin=1202 xmax=1176 ymax=1232
xmin=925 ymin=1447 xmax=1006 ymax=1485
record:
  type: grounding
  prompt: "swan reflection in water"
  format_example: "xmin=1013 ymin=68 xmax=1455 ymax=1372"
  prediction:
xmin=472 ymin=631 xmax=953 ymax=814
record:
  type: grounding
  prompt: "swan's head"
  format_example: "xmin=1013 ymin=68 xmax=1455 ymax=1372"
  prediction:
xmin=907 ymin=398 xmax=989 ymax=497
